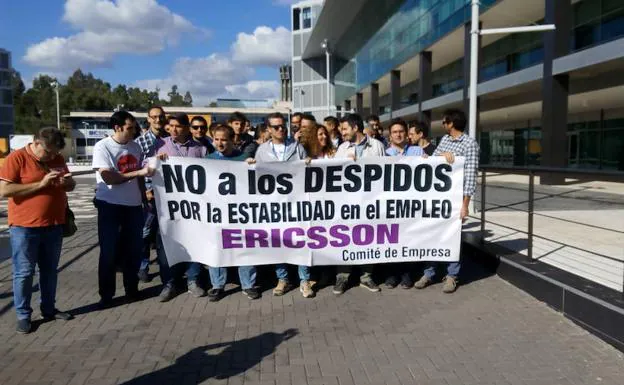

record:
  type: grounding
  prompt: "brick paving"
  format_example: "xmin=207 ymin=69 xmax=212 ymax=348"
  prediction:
xmin=1 ymin=179 xmax=624 ymax=385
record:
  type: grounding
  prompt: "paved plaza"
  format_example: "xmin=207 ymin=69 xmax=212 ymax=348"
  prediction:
xmin=1 ymin=177 xmax=624 ymax=385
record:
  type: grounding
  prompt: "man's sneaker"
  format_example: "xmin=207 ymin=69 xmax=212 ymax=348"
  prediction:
xmin=359 ymin=278 xmax=380 ymax=292
xmin=272 ymin=280 xmax=289 ymax=296
xmin=333 ymin=276 xmax=348 ymax=295
xmin=442 ymin=276 xmax=458 ymax=293
xmin=207 ymin=288 xmax=224 ymax=302
xmin=384 ymin=275 xmax=399 ymax=289
xmin=188 ymin=281 xmax=207 ymax=298
xmin=138 ymin=269 xmax=150 ymax=283
xmin=300 ymin=281 xmax=315 ymax=298
xmin=413 ymin=275 xmax=432 ymax=290
xmin=159 ymin=285 xmax=177 ymax=302
xmin=41 ymin=309 xmax=74 ymax=322
xmin=399 ymin=275 xmax=413 ymax=290
xmin=243 ymin=288 xmax=260 ymax=300
xmin=16 ymin=319 xmax=31 ymax=334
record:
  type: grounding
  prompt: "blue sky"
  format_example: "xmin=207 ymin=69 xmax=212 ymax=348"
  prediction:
xmin=2 ymin=0 xmax=296 ymax=105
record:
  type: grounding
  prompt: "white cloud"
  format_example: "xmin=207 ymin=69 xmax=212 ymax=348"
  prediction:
xmin=23 ymin=0 xmax=206 ymax=71
xmin=135 ymin=55 xmax=279 ymax=106
xmin=231 ymin=26 xmax=291 ymax=66
xmin=225 ymin=81 xmax=281 ymax=100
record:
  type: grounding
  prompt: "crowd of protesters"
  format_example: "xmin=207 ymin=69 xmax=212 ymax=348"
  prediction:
xmin=0 ymin=106 xmax=479 ymax=334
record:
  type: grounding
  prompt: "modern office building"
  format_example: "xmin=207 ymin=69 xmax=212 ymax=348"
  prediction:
xmin=291 ymin=0 xmax=356 ymax=121
xmin=0 ymin=48 xmax=13 ymax=157
xmin=292 ymin=0 xmax=624 ymax=171
xmin=279 ymin=65 xmax=293 ymax=102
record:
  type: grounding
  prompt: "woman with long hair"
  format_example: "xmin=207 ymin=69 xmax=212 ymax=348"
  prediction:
xmin=314 ymin=125 xmax=336 ymax=159
xmin=301 ymin=123 xmax=336 ymax=159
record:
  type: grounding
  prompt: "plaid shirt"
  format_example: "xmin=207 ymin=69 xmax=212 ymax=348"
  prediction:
xmin=434 ymin=133 xmax=480 ymax=197
xmin=135 ymin=130 xmax=165 ymax=190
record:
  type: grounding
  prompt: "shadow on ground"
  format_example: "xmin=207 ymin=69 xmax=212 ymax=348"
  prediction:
xmin=120 ymin=329 xmax=298 ymax=384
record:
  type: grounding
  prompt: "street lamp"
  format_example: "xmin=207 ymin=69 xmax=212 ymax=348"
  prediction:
xmin=321 ymin=38 xmax=331 ymax=117
xmin=50 ymin=81 xmax=60 ymax=130
xmin=467 ymin=0 xmax=555 ymax=140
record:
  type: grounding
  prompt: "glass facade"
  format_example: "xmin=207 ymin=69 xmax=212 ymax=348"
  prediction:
xmin=480 ymin=118 xmax=624 ymax=171
xmin=342 ymin=0 xmax=624 ymax=101
xmin=572 ymin=0 xmax=624 ymax=52
xmin=355 ymin=0 xmax=496 ymax=89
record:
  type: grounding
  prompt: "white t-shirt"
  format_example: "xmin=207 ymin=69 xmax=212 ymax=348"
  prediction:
xmin=92 ymin=137 xmax=143 ymax=206
xmin=271 ymin=143 xmax=286 ymax=161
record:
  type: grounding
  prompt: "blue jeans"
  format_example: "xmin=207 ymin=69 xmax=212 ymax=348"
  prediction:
xmin=96 ymin=200 xmax=143 ymax=300
xmin=155 ymin=233 xmax=202 ymax=287
xmin=423 ymin=262 xmax=461 ymax=280
xmin=10 ymin=225 xmax=63 ymax=320
xmin=139 ymin=200 xmax=158 ymax=273
xmin=275 ymin=264 xmax=310 ymax=283
xmin=208 ymin=266 xmax=256 ymax=290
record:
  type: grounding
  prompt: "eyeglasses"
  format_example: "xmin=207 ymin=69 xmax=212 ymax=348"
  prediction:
xmin=269 ymin=124 xmax=285 ymax=130
xmin=191 ymin=125 xmax=207 ymax=130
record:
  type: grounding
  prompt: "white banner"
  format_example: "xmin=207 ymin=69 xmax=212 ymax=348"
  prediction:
xmin=152 ymin=156 xmax=464 ymax=267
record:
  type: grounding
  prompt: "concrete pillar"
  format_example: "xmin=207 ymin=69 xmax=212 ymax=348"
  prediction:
xmin=390 ymin=70 xmax=401 ymax=115
xmin=541 ymin=0 xmax=571 ymax=184
xmin=370 ymin=83 xmax=379 ymax=117
xmin=418 ymin=51 xmax=433 ymax=130
xmin=356 ymin=92 xmax=363 ymax=114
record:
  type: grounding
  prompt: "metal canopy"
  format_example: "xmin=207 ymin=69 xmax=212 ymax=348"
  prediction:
xmin=301 ymin=0 xmax=403 ymax=60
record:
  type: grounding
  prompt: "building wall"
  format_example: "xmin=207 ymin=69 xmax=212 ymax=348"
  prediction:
xmin=292 ymin=1 xmax=335 ymax=122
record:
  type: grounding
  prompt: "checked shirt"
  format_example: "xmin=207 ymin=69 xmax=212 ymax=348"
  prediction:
xmin=434 ymin=133 xmax=480 ymax=197
xmin=136 ymin=130 xmax=165 ymax=191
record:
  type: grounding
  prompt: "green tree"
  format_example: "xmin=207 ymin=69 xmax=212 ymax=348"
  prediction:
xmin=111 ymin=84 xmax=129 ymax=109
xmin=167 ymin=85 xmax=185 ymax=106
xmin=183 ymin=91 xmax=193 ymax=107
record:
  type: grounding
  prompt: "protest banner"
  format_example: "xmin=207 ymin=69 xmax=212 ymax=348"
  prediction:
xmin=151 ymin=156 xmax=465 ymax=267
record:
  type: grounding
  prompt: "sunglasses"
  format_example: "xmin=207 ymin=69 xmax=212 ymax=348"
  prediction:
xmin=191 ymin=125 xmax=207 ymax=130
xmin=269 ymin=124 xmax=285 ymax=130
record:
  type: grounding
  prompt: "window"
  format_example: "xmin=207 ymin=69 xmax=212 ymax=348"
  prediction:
xmin=0 ymin=124 xmax=12 ymax=136
xmin=87 ymin=139 xmax=97 ymax=146
xmin=76 ymin=138 xmax=86 ymax=147
xmin=1 ymin=89 xmax=11 ymax=105
xmin=0 ymin=53 xmax=8 ymax=69
xmin=0 ymin=71 xmax=10 ymax=87
xmin=302 ymin=7 xmax=312 ymax=29
xmin=0 ymin=106 xmax=12 ymax=122
xmin=293 ymin=8 xmax=301 ymax=31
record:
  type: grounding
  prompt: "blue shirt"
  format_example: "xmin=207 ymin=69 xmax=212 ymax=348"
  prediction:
xmin=206 ymin=149 xmax=247 ymax=162
xmin=385 ymin=144 xmax=423 ymax=157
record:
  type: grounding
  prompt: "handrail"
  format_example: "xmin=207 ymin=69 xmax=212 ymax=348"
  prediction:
xmin=479 ymin=165 xmax=624 ymax=182
xmin=476 ymin=164 xmax=624 ymax=292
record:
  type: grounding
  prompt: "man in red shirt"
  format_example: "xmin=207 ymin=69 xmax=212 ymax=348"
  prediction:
xmin=0 ymin=127 xmax=76 ymax=334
